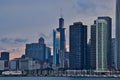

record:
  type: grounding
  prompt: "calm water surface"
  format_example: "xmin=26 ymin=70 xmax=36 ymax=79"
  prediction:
xmin=0 ymin=77 xmax=119 ymax=80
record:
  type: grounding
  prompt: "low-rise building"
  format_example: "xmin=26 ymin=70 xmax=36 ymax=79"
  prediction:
xmin=19 ymin=58 xmax=40 ymax=70
xmin=0 ymin=60 xmax=9 ymax=71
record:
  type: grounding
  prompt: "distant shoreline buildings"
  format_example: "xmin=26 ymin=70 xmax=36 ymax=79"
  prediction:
xmin=0 ymin=0 xmax=119 ymax=73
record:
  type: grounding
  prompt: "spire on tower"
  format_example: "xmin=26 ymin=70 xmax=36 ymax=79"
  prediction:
xmin=60 ymin=8 xmax=63 ymax=18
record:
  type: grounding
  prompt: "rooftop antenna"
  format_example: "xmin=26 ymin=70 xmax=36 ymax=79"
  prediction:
xmin=60 ymin=8 xmax=63 ymax=18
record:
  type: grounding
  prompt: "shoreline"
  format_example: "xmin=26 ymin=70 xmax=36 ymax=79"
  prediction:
xmin=1 ymin=75 xmax=120 ymax=78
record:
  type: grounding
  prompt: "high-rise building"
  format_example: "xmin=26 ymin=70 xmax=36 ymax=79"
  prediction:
xmin=116 ymin=0 xmax=120 ymax=70
xmin=25 ymin=37 xmax=46 ymax=65
xmin=57 ymin=18 xmax=66 ymax=51
xmin=53 ymin=30 xmax=60 ymax=66
xmin=90 ymin=17 xmax=112 ymax=71
xmin=90 ymin=25 xmax=96 ymax=70
xmin=69 ymin=22 xmax=87 ymax=70
xmin=87 ymin=39 xmax=91 ymax=69
xmin=57 ymin=18 xmax=66 ymax=68
xmin=98 ymin=17 xmax=112 ymax=70
xmin=96 ymin=19 xmax=107 ymax=71
xmin=1 ymin=52 xmax=9 ymax=61
xmin=111 ymin=38 xmax=116 ymax=69
xmin=53 ymin=17 xmax=66 ymax=68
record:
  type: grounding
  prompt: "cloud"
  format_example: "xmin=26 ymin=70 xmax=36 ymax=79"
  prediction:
xmin=74 ymin=0 xmax=114 ymax=16
xmin=14 ymin=38 xmax=28 ymax=44
xmin=0 ymin=47 xmax=6 ymax=51
xmin=0 ymin=37 xmax=28 ymax=44
xmin=76 ymin=0 xmax=96 ymax=14
xmin=0 ymin=38 xmax=12 ymax=44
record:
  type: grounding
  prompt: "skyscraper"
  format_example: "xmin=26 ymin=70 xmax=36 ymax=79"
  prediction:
xmin=57 ymin=18 xmax=66 ymax=68
xmin=90 ymin=25 xmax=96 ymax=70
xmin=116 ymin=0 xmax=120 ymax=70
xmin=53 ymin=17 xmax=66 ymax=68
xmin=57 ymin=18 xmax=66 ymax=51
xmin=111 ymin=38 xmax=116 ymax=69
xmin=98 ymin=17 xmax=112 ymax=70
xmin=90 ymin=17 xmax=112 ymax=71
xmin=53 ymin=30 xmax=60 ymax=66
xmin=69 ymin=22 xmax=87 ymax=70
xmin=95 ymin=17 xmax=112 ymax=71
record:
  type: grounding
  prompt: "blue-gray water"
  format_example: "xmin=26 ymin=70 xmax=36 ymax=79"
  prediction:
xmin=0 ymin=77 xmax=119 ymax=80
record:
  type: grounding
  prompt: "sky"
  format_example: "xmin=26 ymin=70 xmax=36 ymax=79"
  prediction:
xmin=0 ymin=0 xmax=115 ymax=60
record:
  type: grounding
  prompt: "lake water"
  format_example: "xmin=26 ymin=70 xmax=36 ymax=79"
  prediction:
xmin=0 ymin=77 xmax=119 ymax=80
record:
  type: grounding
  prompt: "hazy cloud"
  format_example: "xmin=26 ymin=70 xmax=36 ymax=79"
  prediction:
xmin=0 ymin=47 xmax=6 ymax=51
xmin=0 ymin=37 xmax=28 ymax=44
xmin=14 ymin=38 xmax=28 ymax=44
xmin=75 ymin=0 xmax=114 ymax=16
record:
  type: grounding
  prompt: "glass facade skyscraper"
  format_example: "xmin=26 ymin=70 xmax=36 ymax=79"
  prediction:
xmin=91 ymin=17 xmax=112 ymax=71
xmin=98 ymin=17 xmax=112 ymax=70
xmin=116 ymin=0 xmax=120 ymax=70
xmin=53 ymin=30 xmax=60 ymax=66
xmin=90 ymin=25 xmax=96 ymax=70
xmin=69 ymin=22 xmax=87 ymax=70
xmin=53 ymin=17 xmax=66 ymax=68
xmin=96 ymin=19 xmax=108 ymax=71
xmin=57 ymin=18 xmax=66 ymax=68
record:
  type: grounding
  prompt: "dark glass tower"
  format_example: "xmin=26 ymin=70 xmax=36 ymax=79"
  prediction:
xmin=111 ymin=38 xmax=116 ymax=69
xmin=53 ymin=30 xmax=60 ymax=66
xmin=53 ymin=17 xmax=66 ymax=68
xmin=116 ymin=0 xmax=120 ymax=70
xmin=90 ymin=25 xmax=96 ymax=70
xmin=57 ymin=18 xmax=66 ymax=51
xmin=69 ymin=22 xmax=87 ymax=70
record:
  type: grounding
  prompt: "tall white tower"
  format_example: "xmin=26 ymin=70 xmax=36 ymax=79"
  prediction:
xmin=96 ymin=19 xmax=108 ymax=71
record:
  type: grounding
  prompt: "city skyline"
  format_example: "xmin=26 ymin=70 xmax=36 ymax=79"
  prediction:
xmin=0 ymin=0 xmax=115 ymax=59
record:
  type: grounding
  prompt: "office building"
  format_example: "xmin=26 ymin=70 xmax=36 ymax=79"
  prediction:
xmin=53 ymin=30 xmax=60 ymax=66
xmin=98 ymin=17 xmax=112 ymax=70
xmin=53 ymin=17 xmax=66 ymax=68
xmin=116 ymin=0 xmax=120 ymax=70
xmin=57 ymin=17 xmax=66 ymax=68
xmin=111 ymin=38 xmax=116 ymax=69
xmin=0 ymin=60 xmax=9 ymax=71
xmin=69 ymin=22 xmax=87 ymax=70
xmin=25 ymin=37 xmax=46 ymax=65
xmin=96 ymin=19 xmax=108 ymax=71
xmin=90 ymin=25 xmax=96 ymax=70
xmin=9 ymin=59 xmax=19 ymax=70
xmin=19 ymin=58 xmax=40 ymax=70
